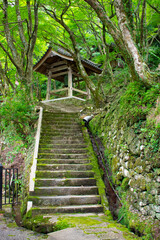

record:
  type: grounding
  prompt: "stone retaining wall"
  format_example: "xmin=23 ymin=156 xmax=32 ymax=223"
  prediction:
xmin=90 ymin=103 xmax=160 ymax=232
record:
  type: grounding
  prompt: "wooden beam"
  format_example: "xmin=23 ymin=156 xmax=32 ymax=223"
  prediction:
xmin=72 ymin=87 xmax=88 ymax=95
xmin=52 ymin=71 xmax=68 ymax=78
xmin=46 ymin=71 xmax=52 ymax=100
xmin=50 ymin=88 xmax=68 ymax=94
xmin=33 ymin=48 xmax=52 ymax=71
xmin=50 ymin=92 xmax=66 ymax=97
xmin=49 ymin=60 xmax=67 ymax=68
xmin=51 ymin=65 xmax=68 ymax=73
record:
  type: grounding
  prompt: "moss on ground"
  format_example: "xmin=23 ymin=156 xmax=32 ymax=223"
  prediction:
xmin=7 ymin=222 xmax=17 ymax=228
xmin=22 ymin=214 xmax=73 ymax=234
xmin=60 ymin=215 xmax=142 ymax=239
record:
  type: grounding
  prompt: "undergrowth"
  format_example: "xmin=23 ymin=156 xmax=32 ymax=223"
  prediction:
xmin=119 ymin=81 xmax=160 ymax=125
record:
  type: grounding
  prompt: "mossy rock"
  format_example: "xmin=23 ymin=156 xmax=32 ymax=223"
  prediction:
xmin=22 ymin=214 xmax=73 ymax=234
xmin=22 ymin=215 xmax=53 ymax=233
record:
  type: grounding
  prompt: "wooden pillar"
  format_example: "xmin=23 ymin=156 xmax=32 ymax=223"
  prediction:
xmin=86 ymin=86 xmax=91 ymax=99
xmin=46 ymin=71 xmax=52 ymax=100
xmin=68 ymin=67 xmax=73 ymax=97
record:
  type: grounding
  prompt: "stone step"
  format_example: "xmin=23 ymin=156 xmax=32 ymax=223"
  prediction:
xmin=42 ymin=118 xmax=79 ymax=123
xmin=38 ymin=148 xmax=87 ymax=154
xmin=41 ymin=126 xmax=81 ymax=131
xmin=31 ymin=186 xmax=98 ymax=196
xmin=38 ymin=153 xmax=88 ymax=159
xmin=32 ymin=204 xmax=103 ymax=215
xmin=37 ymin=158 xmax=90 ymax=164
xmin=43 ymin=116 xmax=79 ymax=119
xmin=36 ymin=163 xmax=92 ymax=171
xmin=41 ymin=122 xmax=80 ymax=127
xmin=35 ymin=178 xmax=96 ymax=187
xmin=41 ymin=128 xmax=82 ymax=132
xmin=41 ymin=131 xmax=82 ymax=136
xmin=29 ymin=110 xmax=103 ymax=216
xmin=43 ymin=112 xmax=78 ymax=117
xmin=40 ymin=132 xmax=83 ymax=137
xmin=39 ymin=138 xmax=85 ymax=144
xmin=30 ymin=195 xmax=101 ymax=206
xmin=39 ymin=144 xmax=87 ymax=149
xmin=36 ymin=170 xmax=94 ymax=178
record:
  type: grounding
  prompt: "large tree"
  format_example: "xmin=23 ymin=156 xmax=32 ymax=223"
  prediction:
xmin=0 ymin=0 xmax=39 ymax=97
xmin=84 ymin=0 xmax=157 ymax=86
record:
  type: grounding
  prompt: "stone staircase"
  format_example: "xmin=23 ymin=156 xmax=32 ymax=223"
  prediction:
xmin=29 ymin=111 xmax=103 ymax=215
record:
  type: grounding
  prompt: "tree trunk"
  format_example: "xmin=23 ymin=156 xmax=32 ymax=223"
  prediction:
xmin=84 ymin=0 xmax=153 ymax=85
xmin=0 ymin=0 xmax=39 ymax=99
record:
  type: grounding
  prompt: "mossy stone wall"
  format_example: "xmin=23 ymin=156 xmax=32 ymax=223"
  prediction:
xmin=89 ymin=90 xmax=160 ymax=238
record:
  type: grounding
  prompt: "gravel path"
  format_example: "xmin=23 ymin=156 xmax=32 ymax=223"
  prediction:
xmin=0 ymin=213 xmax=48 ymax=240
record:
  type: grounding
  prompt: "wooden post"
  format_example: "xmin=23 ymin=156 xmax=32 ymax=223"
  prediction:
xmin=86 ymin=86 xmax=91 ymax=99
xmin=68 ymin=67 xmax=73 ymax=97
xmin=46 ymin=71 xmax=52 ymax=100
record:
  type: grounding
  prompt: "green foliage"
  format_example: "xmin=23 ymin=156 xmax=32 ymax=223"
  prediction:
xmin=141 ymin=122 xmax=160 ymax=154
xmin=0 ymin=91 xmax=37 ymax=145
xmin=148 ymin=45 xmax=160 ymax=69
xmin=53 ymin=217 xmax=72 ymax=231
xmin=121 ymin=178 xmax=129 ymax=191
xmin=119 ymin=82 xmax=160 ymax=124
xmin=118 ymin=200 xmax=157 ymax=240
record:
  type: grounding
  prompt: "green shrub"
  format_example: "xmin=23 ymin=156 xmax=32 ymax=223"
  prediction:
xmin=0 ymin=92 xmax=37 ymax=145
xmin=119 ymin=82 xmax=160 ymax=124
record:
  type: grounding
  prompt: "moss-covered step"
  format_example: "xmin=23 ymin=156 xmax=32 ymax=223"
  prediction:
xmin=39 ymin=138 xmax=85 ymax=144
xmin=38 ymin=148 xmax=87 ymax=154
xmin=38 ymin=153 xmax=88 ymax=159
xmin=28 ymin=110 xmax=105 ymax=216
xmin=42 ymin=118 xmax=79 ymax=124
xmin=39 ymin=144 xmax=87 ymax=149
xmin=42 ymin=112 xmax=79 ymax=118
xmin=41 ymin=121 xmax=80 ymax=126
xmin=37 ymin=158 xmax=90 ymax=164
xmin=42 ymin=114 xmax=78 ymax=118
xmin=41 ymin=125 xmax=81 ymax=130
xmin=39 ymin=135 xmax=84 ymax=141
xmin=43 ymin=112 xmax=78 ymax=115
xmin=41 ymin=129 xmax=82 ymax=134
xmin=40 ymin=132 xmax=83 ymax=138
xmin=36 ymin=170 xmax=95 ymax=178
xmin=31 ymin=204 xmax=103 ymax=216
xmin=35 ymin=178 xmax=96 ymax=187
xmin=29 ymin=195 xmax=101 ymax=206
xmin=41 ymin=124 xmax=79 ymax=130
xmin=30 ymin=186 xmax=98 ymax=196
xmin=36 ymin=163 xmax=92 ymax=171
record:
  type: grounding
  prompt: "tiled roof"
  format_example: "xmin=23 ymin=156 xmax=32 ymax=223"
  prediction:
xmin=34 ymin=47 xmax=102 ymax=72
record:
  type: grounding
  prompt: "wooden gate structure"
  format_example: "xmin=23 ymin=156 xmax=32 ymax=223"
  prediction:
xmin=33 ymin=47 xmax=102 ymax=101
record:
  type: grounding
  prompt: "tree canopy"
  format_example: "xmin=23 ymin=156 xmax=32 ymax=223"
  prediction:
xmin=0 ymin=0 xmax=159 ymax=102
